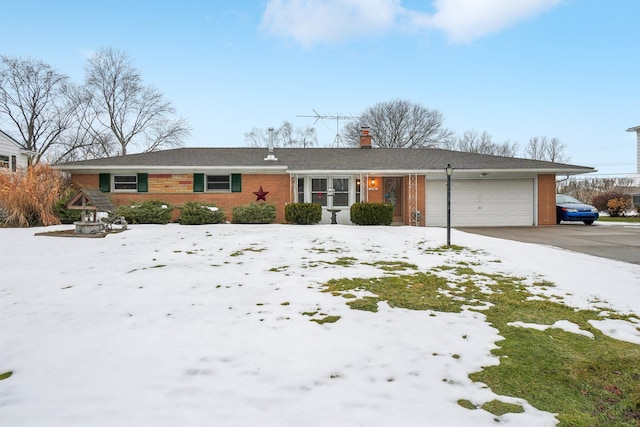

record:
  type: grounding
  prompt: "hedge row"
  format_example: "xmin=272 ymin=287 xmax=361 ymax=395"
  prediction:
xmin=56 ymin=194 xmax=395 ymax=226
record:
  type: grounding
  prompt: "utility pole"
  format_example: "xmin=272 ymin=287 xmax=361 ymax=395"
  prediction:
xmin=297 ymin=109 xmax=359 ymax=147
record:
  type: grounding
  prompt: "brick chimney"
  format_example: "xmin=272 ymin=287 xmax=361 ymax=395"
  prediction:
xmin=360 ymin=126 xmax=372 ymax=149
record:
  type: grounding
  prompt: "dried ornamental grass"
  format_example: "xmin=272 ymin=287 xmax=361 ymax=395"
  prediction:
xmin=0 ymin=164 xmax=63 ymax=227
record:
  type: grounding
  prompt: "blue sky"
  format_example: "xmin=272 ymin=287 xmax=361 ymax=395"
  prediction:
xmin=2 ymin=0 xmax=639 ymax=175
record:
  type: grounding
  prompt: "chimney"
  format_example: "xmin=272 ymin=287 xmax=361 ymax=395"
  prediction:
xmin=360 ymin=126 xmax=372 ymax=149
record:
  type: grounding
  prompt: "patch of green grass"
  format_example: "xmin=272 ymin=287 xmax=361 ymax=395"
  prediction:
xmin=363 ymin=260 xmax=419 ymax=271
xmin=230 ymin=247 xmax=266 ymax=257
xmin=320 ymin=267 xmax=640 ymax=426
xmin=481 ymin=400 xmax=524 ymax=416
xmin=269 ymin=266 xmax=288 ymax=272
xmin=311 ymin=315 xmax=341 ymax=324
xmin=322 ymin=273 xmax=466 ymax=313
xmin=321 ymin=256 xmax=358 ymax=267
xmin=0 ymin=371 xmax=13 ymax=381
xmin=598 ymin=216 xmax=640 ymax=223
xmin=457 ymin=399 xmax=477 ymax=410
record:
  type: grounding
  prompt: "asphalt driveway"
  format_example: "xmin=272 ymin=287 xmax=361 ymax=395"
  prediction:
xmin=457 ymin=222 xmax=640 ymax=265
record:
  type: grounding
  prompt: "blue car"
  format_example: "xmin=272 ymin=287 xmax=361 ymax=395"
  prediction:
xmin=556 ymin=194 xmax=599 ymax=225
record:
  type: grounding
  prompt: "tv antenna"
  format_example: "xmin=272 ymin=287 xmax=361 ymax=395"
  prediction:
xmin=297 ymin=109 xmax=360 ymax=147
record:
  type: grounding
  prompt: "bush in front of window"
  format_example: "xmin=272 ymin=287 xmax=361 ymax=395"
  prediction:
xmin=350 ymin=203 xmax=394 ymax=225
xmin=116 ymin=200 xmax=172 ymax=224
xmin=54 ymin=189 xmax=82 ymax=224
xmin=179 ymin=201 xmax=225 ymax=225
xmin=232 ymin=202 xmax=276 ymax=224
xmin=285 ymin=203 xmax=322 ymax=225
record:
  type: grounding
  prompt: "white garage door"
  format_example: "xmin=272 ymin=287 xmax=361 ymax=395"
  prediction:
xmin=425 ymin=179 xmax=535 ymax=226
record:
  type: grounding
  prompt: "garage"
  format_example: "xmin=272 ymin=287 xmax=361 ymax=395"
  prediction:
xmin=425 ymin=178 xmax=535 ymax=227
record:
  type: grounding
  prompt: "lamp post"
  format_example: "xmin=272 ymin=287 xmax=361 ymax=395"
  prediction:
xmin=445 ymin=164 xmax=453 ymax=247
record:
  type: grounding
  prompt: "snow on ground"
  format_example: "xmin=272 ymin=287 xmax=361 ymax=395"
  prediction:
xmin=1 ymin=224 xmax=639 ymax=426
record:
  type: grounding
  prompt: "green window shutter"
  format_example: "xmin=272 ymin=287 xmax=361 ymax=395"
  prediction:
xmin=99 ymin=173 xmax=111 ymax=192
xmin=137 ymin=173 xmax=148 ymax=193
xmin=193 ymin=173 xmax=204 ymax=192
xmin=231 ymin=174 xmax=242 ymax=192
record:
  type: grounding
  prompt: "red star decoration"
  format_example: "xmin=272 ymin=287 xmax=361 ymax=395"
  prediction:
xmin=253 ymin=186 xmax=269 ymax=201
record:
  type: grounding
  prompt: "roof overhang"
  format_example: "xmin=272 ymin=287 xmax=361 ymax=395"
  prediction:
xmin=56 ymin=165 xmax=289 ymax=174
xmin=288 ymin=167 xmax=596 ymax=177
xmin=626 ymin=125 xmax=640 ymax=133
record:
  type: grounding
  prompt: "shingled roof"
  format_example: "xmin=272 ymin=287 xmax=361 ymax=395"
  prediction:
xmin=59 ymin=147 xmax=595 ymax=175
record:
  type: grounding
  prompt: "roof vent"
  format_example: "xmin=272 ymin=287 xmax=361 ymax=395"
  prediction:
xmin=264 ymin=127 xmax=278 ymax=161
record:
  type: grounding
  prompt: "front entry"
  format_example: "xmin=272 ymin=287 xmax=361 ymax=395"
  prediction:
xmin=383 ymin=177 xmax=403 ymax=223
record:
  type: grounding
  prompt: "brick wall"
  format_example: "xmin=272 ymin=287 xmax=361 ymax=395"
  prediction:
xmin=537 ymin=174 xmax=557 ymax=225
xmin=71 ymin=173 xmax=292 ymax=223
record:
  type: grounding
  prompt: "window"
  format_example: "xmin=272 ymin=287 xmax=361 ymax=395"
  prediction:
xmin=0 ymin=155 xmax=9 ymax=169
xmin=113 ymin=175 xmax=137 ymax=191
xmin=332 ymin=178 xmax=349 ymax=206
xmin=207 ymin=175 xmax=231 ymax=191
xmin=297 ymin=178 xmax=304 ymax=203
xmin=355 ymin=178 xmax=361 ymax=203
xmin=311 ymin=178 xmax=327 ymax=206
xmin=309 ymin=177 xmax=350 ymax=207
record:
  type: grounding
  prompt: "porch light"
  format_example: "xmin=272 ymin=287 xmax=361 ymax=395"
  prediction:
xmin=370 ymin=178 xmax=376 ymax=186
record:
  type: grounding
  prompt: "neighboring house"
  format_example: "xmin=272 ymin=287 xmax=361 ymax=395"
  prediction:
xmin=58 ymin=130 xmax=595 ymax=227
xmin=0 ymin=129 xmax=33 ymax=171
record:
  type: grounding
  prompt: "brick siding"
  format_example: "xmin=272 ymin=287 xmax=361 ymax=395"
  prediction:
xmin=537 ymin=174 xmax=557 ymax=225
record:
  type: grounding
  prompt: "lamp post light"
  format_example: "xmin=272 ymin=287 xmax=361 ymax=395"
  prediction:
xmin=445 ymin=164 xmax=454 ymax=247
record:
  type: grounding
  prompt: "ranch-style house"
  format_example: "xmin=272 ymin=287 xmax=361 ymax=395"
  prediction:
xmin=58 ymin=130 xmax=595 ymax=227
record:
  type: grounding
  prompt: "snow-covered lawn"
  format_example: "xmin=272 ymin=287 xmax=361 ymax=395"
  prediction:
xmin=1 ymin=224 xmax=639 ymax=426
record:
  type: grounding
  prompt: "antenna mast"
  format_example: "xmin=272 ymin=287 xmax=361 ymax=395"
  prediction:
xmin=297 ymin=109 xmax=360 ymax=147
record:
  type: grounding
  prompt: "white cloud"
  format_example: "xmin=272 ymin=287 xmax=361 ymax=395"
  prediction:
xmin=261 ymin=0 xmax=563 ymax=47
xmin=414 ymin=0 xmax=563 ymax=43
xmin=261 ymin=0 xmax=404 ymax=48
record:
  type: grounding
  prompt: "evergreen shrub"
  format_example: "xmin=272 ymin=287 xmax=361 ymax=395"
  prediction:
xmin=179 ymin=201 xmax=225 ymax=225
xmin=116 ymin=200 xmax=172 ymax=224
xmin=285 ymin=203 xmax=322 ymax=225
xmin=54 ymin=189 xmax=82 ymax=224
xmin=350 ymin=202 xmax=394 ymax=225
xmin=232 ymin=202 xmax=276 ymax=224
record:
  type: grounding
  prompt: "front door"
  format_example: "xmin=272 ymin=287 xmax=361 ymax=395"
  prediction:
xmin=383 ymin=177 xmax=403 ymax=223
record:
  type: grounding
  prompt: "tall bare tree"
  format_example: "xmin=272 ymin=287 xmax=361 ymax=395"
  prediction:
xmin=445 ymin=129 xmax=519 ymax=157
xmin=245 ymin=121 xmax=317 ymax=147
xmin=83 ymin=47 xmax=190 ymax=156
xmin=0 ymin=55 xmax=76 ymax=164
xmin=525 ymin=136 xmax=567 ymax=162
xmin=342 ymin=99 xmax=453 ymax=148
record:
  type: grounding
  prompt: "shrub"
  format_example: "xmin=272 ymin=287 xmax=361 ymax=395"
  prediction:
xmin=350 ymin=202 xmax=394 ymax=225
xmin=591 ymin=191 xmax=630 ymax=213
xmin=54 ymin=189 xmax=83 ymax=224
xmin=232 ymin=202 xmax=276 ymax=224
xmin=0 ymin=164 xmax=63 ymax=227
xmin=179 ymin=201 xmax=225 ymax=225
xmin=606 ymin=198 xmax=629 ymax=217
xmin=116 ymin=200 xmax=172 ymax=224
xmin=285 ymin=203 xmax=322 ymax=225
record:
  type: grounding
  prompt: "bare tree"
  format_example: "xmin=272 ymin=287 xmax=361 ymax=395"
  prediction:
xmin=47 ymin=85 xmax=117 ymax=163
xmin=342 ymin=99 xmax=453 ymax=148
xmin=525 ymin=136 xmax=568 ymax=162
xmin=245 ymin=121 xmax=317 ymax=147
xmin=0 ymin=55 xmax=76 ymax=164
xmin=447 ymin=129 xmax=519 ymax=157
xmin=83 ymin=47 xmax=190 ymax=156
